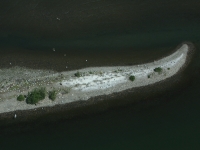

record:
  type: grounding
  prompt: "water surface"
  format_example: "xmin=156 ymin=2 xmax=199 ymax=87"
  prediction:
xmin=0 ymin=0 xmax=200 ymax=149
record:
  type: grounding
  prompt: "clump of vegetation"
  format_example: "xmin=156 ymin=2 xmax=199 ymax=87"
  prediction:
xmin=89 ymin=71 xmax=93 ymax=74
xmin=26 ymin=87 xmax=46 ymax=104
xmin=48 ymin=90 xmax=57 ymax=101
xmin=74 ymin=71 xmax=81 ymax=77
xmin=17 ymin=94 xmax=25 ymax=101
xmin=167 ymin=68 xmax=170 ymax=70
xmin=129 ymin=75 xmax=135 ymax=81
xmin=148 ymin=75 xmax=150 ymax=78
xmin=154 ymin=67 xmax=162 ymax=73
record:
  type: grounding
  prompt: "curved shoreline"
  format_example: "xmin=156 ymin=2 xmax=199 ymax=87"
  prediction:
xmin=0 ymin=42 xmax=195 ymax=120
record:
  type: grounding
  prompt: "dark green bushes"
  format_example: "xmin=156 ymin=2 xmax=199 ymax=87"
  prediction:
xmin=129 ymin=75 xmax=135 ymax=81
xmin=154 ymin=67 xmax=162 ymax=73
xmin=26 ymin=87 xmax=46 ymax=104
xmin=74 ymin=71 xmax=81 ymax=77
xmin=48 ymin=90 xmax=57 ymax=101
xmin=17 ymin=94 xmax=25 ymax=101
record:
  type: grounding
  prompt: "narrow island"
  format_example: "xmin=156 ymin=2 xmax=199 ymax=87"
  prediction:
xmin=0 ymin=43 xmax=192 ymax=115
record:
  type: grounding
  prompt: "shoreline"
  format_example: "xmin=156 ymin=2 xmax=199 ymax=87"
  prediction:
xmin=0 ymin=42 xmax=195 ymax=123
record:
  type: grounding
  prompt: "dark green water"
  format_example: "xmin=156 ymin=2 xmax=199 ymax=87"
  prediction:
xmin=1 ymin=0 xmax=200 ymax=149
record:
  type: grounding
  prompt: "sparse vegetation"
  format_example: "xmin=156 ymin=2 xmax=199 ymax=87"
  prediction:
xmin=26 ymin=87 xmax=46 ymax=104
xmin=17 ymin=94 xmax=25 ymax=101
xmin=74 ymin=71 xmax=81 ymax=77
xmin=89 ymin=71 xmax=93 ymax=74
xmin=48 ymin=90 xmax=57 ymax=101
xmin=154 ymin=67 xmax=162 ymax=73
xmin=129 ymin=75 xmax=135 ymax=81
xmin=60 ymin=88 xmax=70 ymax=94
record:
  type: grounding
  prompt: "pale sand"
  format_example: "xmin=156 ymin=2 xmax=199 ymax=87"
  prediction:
xmin=0 ymin=43 xmax=189 ymax=114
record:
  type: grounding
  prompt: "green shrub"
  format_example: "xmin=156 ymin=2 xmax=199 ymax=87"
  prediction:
xmin=154 ymin=67 xmax=162 ymax=73
xmin=17 ymin=94 xmax=25 ymax=101
xmin=49 ymin=90 xmax=57 ymax=101
xmin=26 ymin=87 xmax=46 ymax=104
xmin=129 ymin=75 xmax=135 ymax=81
xmin=74 ymin=71 xmax=81 ymax=77
xmin=167 ymin=68 xmax=170 ymax=70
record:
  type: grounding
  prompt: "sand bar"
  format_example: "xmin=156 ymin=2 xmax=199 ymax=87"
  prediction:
xmin=0 ymin=43 xmax=190 ymax=114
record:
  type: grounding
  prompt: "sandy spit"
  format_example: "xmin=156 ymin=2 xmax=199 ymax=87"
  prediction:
xmin=0 ymin=43 xmax=191 ymax=114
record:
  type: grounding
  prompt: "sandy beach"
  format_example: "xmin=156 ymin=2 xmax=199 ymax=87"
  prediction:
xmin=0 ymin=43 xmax=191 ymax=114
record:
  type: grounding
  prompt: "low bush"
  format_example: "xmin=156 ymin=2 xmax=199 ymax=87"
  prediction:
xmin=17 ymin=94 xmax=25 ymax=101
xmin=49 ymin=90 xmax=57 ymax=101
xmin=129 ymin=75 xmax=135 ymax=81
xmin=74 ymin=71 xmax=81 ymax=77
xmin=26 ymin=87 xmax=46 ymax=104
xmin=154 ymin=67 xmax=162 ymax=73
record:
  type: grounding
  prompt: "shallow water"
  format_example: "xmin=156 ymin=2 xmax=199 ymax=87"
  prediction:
xmin=0 ymin=0 xmax=200 ymax=149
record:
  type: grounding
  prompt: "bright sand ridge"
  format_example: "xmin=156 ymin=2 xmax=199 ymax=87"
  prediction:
xmin=0 ymin=44 xmax=189 ymax=113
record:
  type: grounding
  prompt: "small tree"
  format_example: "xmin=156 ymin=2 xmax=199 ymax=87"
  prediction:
xmin=129 ymin=75 xmax=135 ymax=81
xmin=49 ymin=90 xmax=57 ymax=101
xmin=17 ymin=94 xmax=25 ymax=101
xmin=154 ymin=67 xmax=162 ymax=73
xmin=26 ymin=87 xmax=46 ymax=104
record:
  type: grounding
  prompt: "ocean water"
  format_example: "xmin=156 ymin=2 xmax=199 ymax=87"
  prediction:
xmin=0 ymin=0 xmax=200 ymax=149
